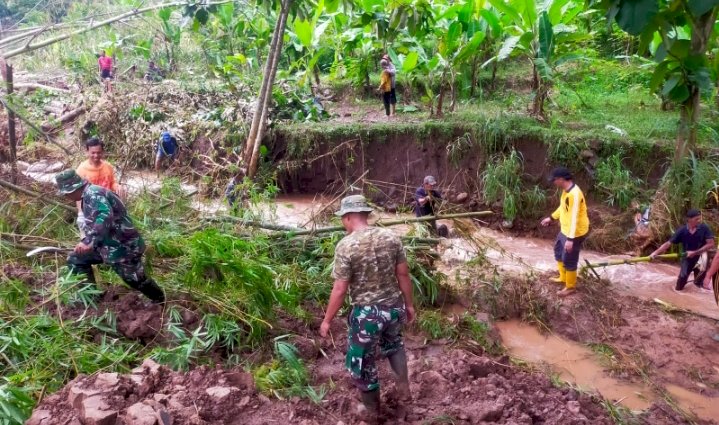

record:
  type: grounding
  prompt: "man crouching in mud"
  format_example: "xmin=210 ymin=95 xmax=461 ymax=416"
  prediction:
xmin=55 ymin=170 xmax=165 ymax=303
xmin=320 ymin=195 xmax=416 ymax=422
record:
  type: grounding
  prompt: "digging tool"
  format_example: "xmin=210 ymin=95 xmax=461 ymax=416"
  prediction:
xmin=25 ymin=246 xmax=72 ymax=257
xmin=581 ymin=253 xmax=682 ymax=279
xmin=713 ymin=272 xmax=719 ymax=306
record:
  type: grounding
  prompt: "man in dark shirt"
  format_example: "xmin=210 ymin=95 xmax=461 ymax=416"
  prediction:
xmin=650 ymin=209 xmax=714 ymax=292
xmin=414 ymin=175 xmax=441 ymax=217
xmin=414 ymin=175 xmax=448 ymax=237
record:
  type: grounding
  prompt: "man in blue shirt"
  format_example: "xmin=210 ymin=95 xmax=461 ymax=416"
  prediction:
xmin=414 ymin=175 xmax=448 ymax=237
xmin=650 ymin=209 xmax=715 ymax=292
xmin=155 ymin=131 xmax=178 ymax=175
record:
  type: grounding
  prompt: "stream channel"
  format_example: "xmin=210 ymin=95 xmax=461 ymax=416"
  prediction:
xmin=19 ymin=163 xmax=719 ymax=422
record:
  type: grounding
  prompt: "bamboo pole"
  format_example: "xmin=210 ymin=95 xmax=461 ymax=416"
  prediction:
xmin=4 ymin=63 xmax=16 ymax=183
xmin=248 ymin=0 xmax=292 ymax=178
xmin=242 ymin=0 xmax=285 ymax=161
xmin=276 ymin=211 xmax=494 ymax=237
xmin=0 ymin=178 xmax=75 ymax=213
xmin=583 ymin=253 xmax=680 ymax=269
xmin=2 ymin=1 xmax=232 ymax=59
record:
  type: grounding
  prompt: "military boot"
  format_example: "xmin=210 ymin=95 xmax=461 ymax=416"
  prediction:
xmin=137 ymin=278 xmax=166 ymax=304
xmin=388 ymin=349 xmax=411 ymax=401
xmin=358 ymin=389 xmax=380 ymax=424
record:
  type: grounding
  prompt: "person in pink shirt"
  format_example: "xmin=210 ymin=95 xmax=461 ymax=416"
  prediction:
xmin=98 ymin=50 xmax=113 ymax=93
xmin=75 ymin=137 xmax=122 ymax=235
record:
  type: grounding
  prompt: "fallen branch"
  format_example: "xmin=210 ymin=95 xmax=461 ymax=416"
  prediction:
xmin=41 ymin=105 xmax=86 ymax=132
xmin=9 ymin=83 xmax=71 ymax=94
xmin=3 ymin=1 xmax=233 ymax=59
xmin=0 ymin=96 xmax=72 ymax=155
xmin=0 ymin=178 xmax=75 ymax=213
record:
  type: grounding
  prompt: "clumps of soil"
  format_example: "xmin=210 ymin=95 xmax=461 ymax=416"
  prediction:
xmin=27 ymin=359 xmax=260 ymax=425
xmin=30 ymin=342 xmax=616 ymax=425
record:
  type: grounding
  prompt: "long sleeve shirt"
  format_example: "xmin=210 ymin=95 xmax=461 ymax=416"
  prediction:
xmin=551 ymin=184 xmax=589 ymax=240
xmin=80 ymin=184 xmax=142 ymax=262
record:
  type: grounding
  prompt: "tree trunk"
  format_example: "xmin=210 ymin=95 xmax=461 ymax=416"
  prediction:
xmin=247 ymin=0 xmax=291 ymax=179
xmin=4 ymin=63 xmax=17 ymax=183
xmin=436 ymin=84 xmax=445 ymax=118
xmin=470 ymin=55 xmax=478 ymax=97
xmin=242 ymin=1 xmax=286 ymax=162
xmin=449 ymin=77 xmax=457 ymax=112
xmin=675 ymin=88 xmax=700 ymax=164
xmin=674 ymin=8 xmax=717 ymax=164
xmin=491 ymin=60 xmax=498 ymax=90
xmin=314 ymin=66 xmax=321 ymax=87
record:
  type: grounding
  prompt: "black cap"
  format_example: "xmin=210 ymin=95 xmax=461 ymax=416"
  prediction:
xmin=548 ymin=167 xmax=573 ymax=182
xmin=686 ymin=209 xmax=701 ymax=218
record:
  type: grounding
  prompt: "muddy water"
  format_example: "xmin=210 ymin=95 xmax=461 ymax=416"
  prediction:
xmin=665 ymin=384 xmax=719 ymax=421
xmin=496 ymin=320 xmax=654 ymax=410
xmin=444 ymin=227 xmax=719 ymax=320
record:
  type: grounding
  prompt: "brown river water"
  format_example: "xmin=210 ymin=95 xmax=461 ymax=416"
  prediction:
xmin=19 ymin=166 xmax=719 ymax=421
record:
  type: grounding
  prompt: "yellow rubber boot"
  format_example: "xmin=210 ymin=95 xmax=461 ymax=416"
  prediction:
xmin=558 ymin=270 xmax=577 ymax=297
xmin=551 ymin=262 xmax=565 ymax=284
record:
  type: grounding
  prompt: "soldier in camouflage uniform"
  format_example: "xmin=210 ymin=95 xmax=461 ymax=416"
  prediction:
xmin=55 ymin=170 xmax=165 ymax=303
xmin=319 ymin=195 xmax=416 ymax=421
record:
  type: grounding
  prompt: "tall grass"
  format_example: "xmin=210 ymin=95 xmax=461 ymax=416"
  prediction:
xmin=594 ymin=152 xmax=643 ymax=210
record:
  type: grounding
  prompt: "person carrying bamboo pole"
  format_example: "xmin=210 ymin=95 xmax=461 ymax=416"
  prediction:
xmin=650 ymin=209 xmax=714 ymax=293
xmin=55 ymin=170 xmax=165 ymax=303
xmin=319 ymin=195 xmax=416 ymax=422
xmin=541 ymin=167 xmax=589 ymax=297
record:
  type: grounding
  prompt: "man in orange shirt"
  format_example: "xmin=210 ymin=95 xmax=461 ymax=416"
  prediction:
xmin=76 ymin=137 xmax=122 ymax=234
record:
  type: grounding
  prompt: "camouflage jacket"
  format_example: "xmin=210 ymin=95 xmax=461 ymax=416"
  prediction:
xmin=80 ymin=184 xmax=143 ymax=262
xmin=332 ymin=227 xmax=406 ymax=306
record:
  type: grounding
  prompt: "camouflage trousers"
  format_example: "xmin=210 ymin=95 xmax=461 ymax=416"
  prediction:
xmin=67 ymin=244 xmax=147 ymax=287
xmin=346 ymin=304 xmax=406 ymax=392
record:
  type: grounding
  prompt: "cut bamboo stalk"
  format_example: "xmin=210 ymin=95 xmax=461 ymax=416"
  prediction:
xmin=0 ymin=178 xmax=75 ymax=213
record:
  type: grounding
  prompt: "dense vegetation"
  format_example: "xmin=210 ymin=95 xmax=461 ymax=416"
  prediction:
xmin=3 ymin=1 xmax=719 ymax=423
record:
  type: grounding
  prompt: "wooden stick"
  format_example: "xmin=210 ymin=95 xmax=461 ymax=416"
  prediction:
xmin=2 ymin=1 xmax=233 ymax=59
xmin=277 ymin=211 xmax=494 ymax=237
xmin=0 ymin=178 xmax=75 ymax=213
xmin=583 ymin=253 xmax=680 ymax=269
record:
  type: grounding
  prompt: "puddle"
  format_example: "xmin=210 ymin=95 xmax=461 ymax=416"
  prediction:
xmin=665 ymin=384 xmax=719 ymax=421
xmin=496 ymin=320 xmax=654 ymax=410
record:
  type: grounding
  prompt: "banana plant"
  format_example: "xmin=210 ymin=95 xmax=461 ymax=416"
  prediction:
xmin=594 ymin=0 xmax=719 ymax=164
xmin=484 ymin=0 xmax=585 ymax=118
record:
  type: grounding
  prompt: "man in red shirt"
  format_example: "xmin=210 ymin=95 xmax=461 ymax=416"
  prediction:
xmin=98 ymin=50 xmax=113 ymax=93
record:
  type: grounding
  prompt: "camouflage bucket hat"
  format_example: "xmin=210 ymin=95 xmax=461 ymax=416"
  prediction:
xmin=55 ymin=170 xmax=85 ymax=195
xmin=335 ymin=195 xmax=373 ymax=217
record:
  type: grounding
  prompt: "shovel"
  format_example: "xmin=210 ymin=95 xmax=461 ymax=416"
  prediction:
xmin=581 ymin=253 xmax=682 ymax=280
xmin=26 ymin=246 xmax=72 ymax=257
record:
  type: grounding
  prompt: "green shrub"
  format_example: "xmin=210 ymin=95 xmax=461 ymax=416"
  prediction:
xmin=594 ymin=152 xmax=643 ymax=210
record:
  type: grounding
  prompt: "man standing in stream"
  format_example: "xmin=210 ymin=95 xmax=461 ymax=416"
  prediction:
xmin=650 ymin=209 xmax=714 ymax=293
xmin=55 ymin=170 xmax=165 ymax=303
xmin=541 ymin=167 xmax=590 ymax=297
xmin=319 ymin=195 xmax=416 ymax=422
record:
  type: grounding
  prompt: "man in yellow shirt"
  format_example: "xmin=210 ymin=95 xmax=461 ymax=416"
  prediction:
xmin=76 ymin=137 xmax=122 ymax=234
xmin=541 ymin=167 xmax=589 ymax=296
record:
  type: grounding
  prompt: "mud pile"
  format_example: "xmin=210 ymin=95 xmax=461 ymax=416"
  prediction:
xmin=29 ymin=339 xmax=615 ymax=425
